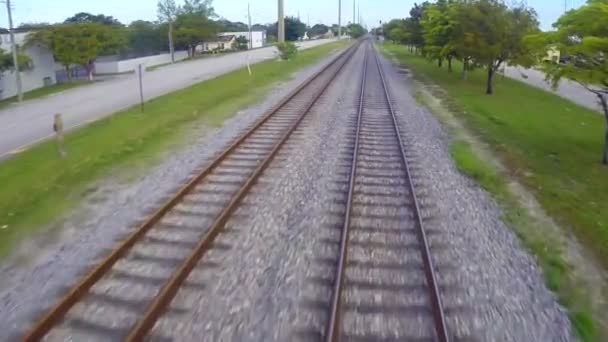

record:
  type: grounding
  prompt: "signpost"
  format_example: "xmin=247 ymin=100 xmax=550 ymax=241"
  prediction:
xmin=136 ymin=64 xmax=145 ymax=112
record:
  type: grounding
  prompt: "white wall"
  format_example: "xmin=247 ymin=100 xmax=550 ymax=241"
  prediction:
xmin=95 ymin=51 xmax=190 ymax=74
xmin=218 ymin=31 xmax=266 ymax=49
xmin=0 ymin=33 xmax=57 ymax=100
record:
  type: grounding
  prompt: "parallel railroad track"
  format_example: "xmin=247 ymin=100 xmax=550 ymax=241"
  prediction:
xmin=22 ymin=40 xmax=361 ymax=342
xmin=324 ymin=41 xmax=450 ymax=342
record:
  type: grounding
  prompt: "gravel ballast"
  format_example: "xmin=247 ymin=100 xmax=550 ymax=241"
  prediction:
xmin=0 ymin=46 xmax=347 ymax=341
xmin=377 ymin=50 xmax=575 ymax=341
xmin=0 ymin=41 xmax=575 ymax=342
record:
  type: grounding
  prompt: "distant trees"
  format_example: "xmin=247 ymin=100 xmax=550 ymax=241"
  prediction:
xmin=26 ymin=24 xmax=127 ymax=81
xmin=386 ymin=0 xmax=538 ymax=94
xmin=525 ymin=0 xmax=608 ymax=164
xmin=309 ymin=24 xmax=329 ymax=37
xmin=64 ymin=12 xmax=123 ymax=27
xmin=348 ymin=24 xmax=367 ymax=39
xmin=268 ymin=17 xmax=306 ymax=41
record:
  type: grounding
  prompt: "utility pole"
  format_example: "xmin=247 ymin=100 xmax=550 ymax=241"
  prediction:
xmin=338 ymin=0 xmax=342 ymax=39
xmin=278 ymin=0 xmax=285 ymax=43
xmin=353 ymin=0 xmax=355 ymax=25
xmin=5 ymin=0 xmax=22 ymax=102
xmin=248 ymin=2 xmax=252 ymax=49
xmin=357 ymin=2 xmax=360 ymax=24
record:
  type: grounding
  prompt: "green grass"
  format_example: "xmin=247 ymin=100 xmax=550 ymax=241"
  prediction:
xmin=383 ymin=43 xmax=604 ymax=341
xmin=382 ymin=44 xmax=608 ymax=267
xmin=450 ymin=141 xmax=595 ymax=341
xmin=0 ymin=81 xmax=89 ymax=108
xmin=0 ymin=40 xmax=349 ymax=258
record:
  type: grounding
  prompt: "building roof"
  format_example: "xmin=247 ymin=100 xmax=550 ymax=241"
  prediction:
xmin=217 ymin=35 xmax=235 ymax=42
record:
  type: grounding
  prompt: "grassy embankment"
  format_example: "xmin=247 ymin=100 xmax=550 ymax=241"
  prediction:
xmin=0 ymin=40 xmax=349 ymax=258
xmin=380 ymin=43 xmax=606 ymax=341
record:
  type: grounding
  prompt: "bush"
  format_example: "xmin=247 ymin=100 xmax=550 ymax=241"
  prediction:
xmin=276 ymin=42 xmax=298 ymax=60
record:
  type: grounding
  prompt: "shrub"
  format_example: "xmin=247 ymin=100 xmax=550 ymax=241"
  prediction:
xmin=276 ymin=42 xmax=298 ymax=60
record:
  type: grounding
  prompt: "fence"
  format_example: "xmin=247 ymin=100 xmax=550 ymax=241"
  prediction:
xmin=94 ymin=51 xmax=190 ymax=74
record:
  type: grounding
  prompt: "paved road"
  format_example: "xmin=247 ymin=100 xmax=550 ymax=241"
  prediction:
xmin=0 ymin=39 xmax=336 ymax=159
xmin=503 ymin=65 xmax=602 ymax=113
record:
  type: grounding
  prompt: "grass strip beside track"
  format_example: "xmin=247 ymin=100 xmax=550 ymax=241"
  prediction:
xmin=380 ymin=43 xmax=605 ymax=341
xmin=0 ymin=40 xmax=349 ymax=258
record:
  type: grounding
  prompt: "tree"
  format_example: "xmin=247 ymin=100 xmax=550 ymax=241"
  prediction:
xmin=0 ymin=49 xmax=31 ymax=73
xmin=456 ymin=0 xmax=538 ymax=94
xmin=158 ymin=0 xmax=179 ymax=62
xmin=182 ymin=0 xmax=216 ymax=17
xmin=15 ymin=22 xmax=51 ymax=33
xmin=216 ymin=19 xmax=248 ymax=32
xmin=174 ymin=12 xmax=216 ymax=53
xmin=348 ymin=23 xmax=367 ymax=39
xmin=235 ymin=36 xmax=248 ymax=50
xmin=269 ymin=17 xmax=306 ymax=41
xmin=26 ymin=24 xmax=127 ymax=81
xmin=406 ymin=2 xmax=430 ymax=52
xmin=526 ymin=0 xmax=608 ymax=163
xmin=422 ymin=0 xmax=457 ymax=71
xmin=309 ymin=24 xmax=329 ymax=37
xmin=64 ymin=12 xmax=123 ymax=27
xmin=127 ymin=20 xmax=164 ymax=56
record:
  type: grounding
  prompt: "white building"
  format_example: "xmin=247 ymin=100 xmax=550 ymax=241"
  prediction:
xmin=0 ymin=32 xmax=56 ymax=100
xmin=218 ymin=31 xmax=267 ymax=49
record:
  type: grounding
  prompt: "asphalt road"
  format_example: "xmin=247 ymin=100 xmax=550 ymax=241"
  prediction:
xmin=502 ymin=65 xmax=602 ymax=113
xmin=0 ymin=39 xmax=336 ymax=160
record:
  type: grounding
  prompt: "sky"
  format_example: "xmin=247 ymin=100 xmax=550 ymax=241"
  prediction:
xmin=0 ymin=0 xmax=590 ymax=31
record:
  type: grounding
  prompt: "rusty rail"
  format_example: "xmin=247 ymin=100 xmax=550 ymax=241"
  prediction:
xmin=22 ymin=40 xmax=361 ymax=342
xmin=324 ymin=40 xmax=450 ymax=342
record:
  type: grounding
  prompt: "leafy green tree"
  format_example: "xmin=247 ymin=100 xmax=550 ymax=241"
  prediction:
xmin=157 ymin=0 xmax=179 ymax=62
xmin=526 ymin=0 xmax=608 ymax=163
xmin=181 ymin=0 xmax=216 ymax=17
xmin=174 ymin=12 xmax=217 ymax=53
xmin=348 ymin=23 xmax=367 ymax=39
xmin=383 ymin=19 xmax=408 ymax=44
xmin=127 ymin=20 xmax=164 ymax=55
xmin=64 ymin=12 xmax=123 ymax=27
xmin=406 ymin=2 xmax=431 ymax=52
xmin=235 ymin=36 xmax=249 ymax=50
xmin=456 ymin=0 xmax=538 ymax=94
xmin=269 ymin=17 xmax=306 ymax=41
xmin=216 ymin=19 xmax=248 ymax=32
xmin=26 ymin=24 xmax=127 ymax=81
xmin=0 ymin=49 xmax=31 ymax=72
xmin=309 ymin=24 xmax=329 ymax=37
xmin=422 ymin=0 xmax=457 ymax=71
xmin=15 ymin=22 xmax=51 ymax=33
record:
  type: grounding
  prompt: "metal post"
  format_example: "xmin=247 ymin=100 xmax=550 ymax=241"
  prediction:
xmin=278 ymin=0 xmax=285 ymax=43
xmin=137 ymin=64 xmax=144 ymax=112
xmin=353 ymin=0 xmax=355 ymax=25
xmin=338 ymin=0 xmax=342 ymax=39
xmin=6 ymin=0 xmax=23 ymax=102
xmin=248 ymin=2 xmax=253 ymax=49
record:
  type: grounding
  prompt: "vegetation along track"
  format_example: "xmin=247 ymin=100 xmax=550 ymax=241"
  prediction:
xmin=324 ymin=41 xmax=450 ymax=341
xmin=22 ymin=41 xmax=361 ymax=342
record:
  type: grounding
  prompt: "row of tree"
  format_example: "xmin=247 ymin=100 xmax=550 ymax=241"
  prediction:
xmin=382 ymin=0 xmax=608 ymax=163
xmin=382 ymin=0 xmax=539 ymax=94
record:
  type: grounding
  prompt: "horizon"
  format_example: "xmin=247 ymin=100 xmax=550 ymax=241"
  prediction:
xmin=0 ymin=0 xmax=590 ymax=31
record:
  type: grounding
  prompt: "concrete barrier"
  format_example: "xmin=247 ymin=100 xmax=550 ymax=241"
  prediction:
xmin=95 ymin=51 xmax=190 ymax=74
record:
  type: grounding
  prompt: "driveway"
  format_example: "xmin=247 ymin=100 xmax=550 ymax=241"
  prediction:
xmin=502 ymin=65 xmax=602 ymax=113
xmin=0 ymin=39 xmax=336 ymax=159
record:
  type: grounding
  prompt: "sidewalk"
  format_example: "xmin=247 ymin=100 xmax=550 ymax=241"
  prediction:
xmin=0 ymin=39 xmax=336 ymax=159
xmin=502 ymin=65 xmax=602 ymax=113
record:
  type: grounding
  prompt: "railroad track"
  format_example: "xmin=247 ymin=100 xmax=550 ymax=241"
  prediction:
xmin=22 ymin=41 xmax=361 ymax=342
xmin=324 ymin=42 xmax=450 ymax=341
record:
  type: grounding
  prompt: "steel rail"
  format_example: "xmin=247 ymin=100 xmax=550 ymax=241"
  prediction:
xmin=324 ymin=42 xmax=368 ymax=342
xmin=22 ymin=41 xmax=361 ymax=342
xmin=126 ymin=41 xmax=362 ymax=342
xmin=371 ymin=43 xmax=450 ymax=342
